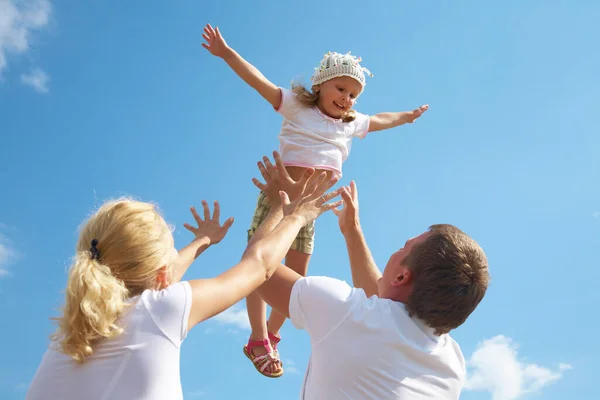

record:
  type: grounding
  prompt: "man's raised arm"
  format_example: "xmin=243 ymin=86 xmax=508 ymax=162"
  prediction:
xmin=333 ymin=181 xmax=382 ymax=298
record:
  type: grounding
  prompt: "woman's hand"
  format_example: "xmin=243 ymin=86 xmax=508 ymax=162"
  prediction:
xmin=252 ymin=151 xmax=342 ymax=226
xmin=184 ymin=200 xmax=234 ymax=246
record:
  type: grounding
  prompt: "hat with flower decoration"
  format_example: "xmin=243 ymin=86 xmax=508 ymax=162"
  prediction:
xmin=311 ymin=51 xmax=373 ymax=91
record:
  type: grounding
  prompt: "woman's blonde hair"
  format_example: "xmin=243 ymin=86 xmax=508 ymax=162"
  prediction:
xmin=291 ymin=83 xmax=357 ymax=123
xmin=51 ymin=198 xmax=177 ymax=363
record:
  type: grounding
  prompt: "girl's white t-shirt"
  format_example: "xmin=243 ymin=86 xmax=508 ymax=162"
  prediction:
xmin=26 ymin=281 xmax=192 ymax=400
xmin=276 ymin=87 xmax=370 ymax=177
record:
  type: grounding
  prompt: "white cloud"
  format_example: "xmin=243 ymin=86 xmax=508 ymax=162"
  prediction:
xmin=0 ymin=242 xmax=15 ymax=277
xmin=212 ymin=306 xmax=250 ymax=331
xmin=0 ymin=229 xmax=17 ymax=277
xmin=14 ymin=382 xmax=28 ymax=392
xmin=465 ymin=335 xmax=571 ymax=400
xmin=284 ymin=359 xmax=299 ymax=374
xmin=0 ymin=0 xmax=51 ymax=86
xmin=21 ymin=66 xmax=48 ymax=92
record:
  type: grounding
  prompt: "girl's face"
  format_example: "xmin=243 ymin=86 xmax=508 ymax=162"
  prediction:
xmin=315 ymin=76 xmax=363 ymax=119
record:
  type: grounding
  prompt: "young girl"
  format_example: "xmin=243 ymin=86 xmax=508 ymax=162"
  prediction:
xmin=202 ymin=23 xmax=428 ymax=378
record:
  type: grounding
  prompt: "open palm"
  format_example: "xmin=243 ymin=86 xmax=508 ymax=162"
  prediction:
xmin=184 ymin=200 xmax=234 ymax=245
xmin=252 ymin=151 xmax=343 ymax=226
xmin=202 ymin=24 xmax=229 ymax=58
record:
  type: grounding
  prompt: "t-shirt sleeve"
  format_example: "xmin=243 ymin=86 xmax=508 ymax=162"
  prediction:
xmin=289 ymin=276 xmax=361 ymax=344
xmin=274 ymin=87 xmax=302 ymax=120
xmin=353 ymin=111 xmax=371 ymax=138
xmin=142 ymin=281 xmax=193 ymax=347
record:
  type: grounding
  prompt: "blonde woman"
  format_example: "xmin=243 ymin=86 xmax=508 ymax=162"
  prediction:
xmin=26 ymin=155 xmax=342 ymax=400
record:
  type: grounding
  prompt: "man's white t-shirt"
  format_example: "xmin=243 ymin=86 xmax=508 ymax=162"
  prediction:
xmin=289 ymin=276 xmax=466 ymax=400
xmin=26 ymin=281 xmax=192 ymax=400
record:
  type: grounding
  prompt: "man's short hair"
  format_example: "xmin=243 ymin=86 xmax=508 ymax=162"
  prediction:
xmin=404 ymin=224 xmax=490 ymax=335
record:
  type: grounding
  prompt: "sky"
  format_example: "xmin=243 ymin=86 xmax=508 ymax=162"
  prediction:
xmin=0 ymin=0 xmax=598 ymax=399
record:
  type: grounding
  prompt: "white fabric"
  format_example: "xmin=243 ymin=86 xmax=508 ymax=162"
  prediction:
xmin=290 ymin=276 xmax=466 ymax=400
xmin=276 ymin=87 xmax=370 ymax=176
xmin=26 ymin=281 xmax=193 ymax=400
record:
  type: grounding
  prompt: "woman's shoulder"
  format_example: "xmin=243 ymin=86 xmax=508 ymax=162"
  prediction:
xmin=139 ymin=281 xmax=192 ymax=312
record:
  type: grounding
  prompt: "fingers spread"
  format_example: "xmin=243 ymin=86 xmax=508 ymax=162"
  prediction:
xmin=223 ymin=217 xmax=234 ymax=230
xmin=206 ymin=24 xmax=216 ymax=36
xmin=263 ymin=156 xmax=275 ymax=174
xmin=322 ymin=200 xmax=344 ymax=212
xmin=252 ymin=177 xmax=266 ymax=192
xmin=339 ymin=186 xmax=353 ymax=203
xmin=202 ymin=200 xmax=211 ymax=220
xmin=304 ymin=172 xmax=327 ymax=197
xmin=257 ymin=161 xmax=270 ymax=182
xmin=191 ymin=206 xmax=202 ymax=225
xmin=320 ymin=187 xmax=343 ymax=204
xmin=297 ymin=167 xmax=315 ymax=186
xmin=273 ymin=151 xmax=289 ymax=177
xmin=213 ymin=200 xmax=220 ymax=221
xmin=350 ymin=180 xmax=358 ymax=200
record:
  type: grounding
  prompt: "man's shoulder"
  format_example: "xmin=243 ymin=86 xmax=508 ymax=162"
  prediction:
xmin=442 ymin=333 xmax=467 ymax=373
xmin=294 ymin=276 xmax=358 ymax=300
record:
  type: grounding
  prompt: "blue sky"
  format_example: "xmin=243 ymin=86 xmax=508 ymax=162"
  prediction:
xmin=1 ymin=0 xmax=598 ymax=399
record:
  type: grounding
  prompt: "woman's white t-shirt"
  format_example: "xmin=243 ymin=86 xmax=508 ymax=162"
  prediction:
xmin=26 ymin=281 xmax=192 ymax=400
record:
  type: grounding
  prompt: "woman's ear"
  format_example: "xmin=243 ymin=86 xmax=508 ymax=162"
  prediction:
xmin=155 ymin=266 xmax=170 ymax=289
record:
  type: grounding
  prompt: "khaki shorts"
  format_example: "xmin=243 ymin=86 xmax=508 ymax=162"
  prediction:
xmin=247 ymin=191 xmax=315 ymax=255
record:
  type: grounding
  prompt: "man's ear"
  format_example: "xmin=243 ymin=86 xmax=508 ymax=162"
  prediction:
xmin=391 ymin=267 xmax=412 ymax=287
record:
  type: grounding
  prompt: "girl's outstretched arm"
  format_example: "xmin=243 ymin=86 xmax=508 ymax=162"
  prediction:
xmin=368 ymin=105 xmax=429 ymax=133
xmin=202 ymin=23 xmax=281 ymax=109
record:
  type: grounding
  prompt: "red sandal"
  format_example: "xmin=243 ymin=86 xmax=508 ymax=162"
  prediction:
xmin=243 ymin=338 xmax=284 ymax=378
xmin=268 ymin=331 xmax=282 ymax=363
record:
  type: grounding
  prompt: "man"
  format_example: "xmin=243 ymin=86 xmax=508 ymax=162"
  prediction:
xmin=248 ymin=152 xmax=490 ymax=399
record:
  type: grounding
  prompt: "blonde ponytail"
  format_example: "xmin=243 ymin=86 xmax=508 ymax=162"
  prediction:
xmin=51 ymin=198 xmax=177 ymax=363
xmin=51 ymin=252 xmax=129 ymax=363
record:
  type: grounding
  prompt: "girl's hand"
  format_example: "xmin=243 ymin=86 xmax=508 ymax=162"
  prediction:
xmin=406 ymin=104 xmax=429 ymax=123
xmin=184 ymin=200 xmax=234 ymax=245
xmin=202 ymin=24 xmax=230 ymax=58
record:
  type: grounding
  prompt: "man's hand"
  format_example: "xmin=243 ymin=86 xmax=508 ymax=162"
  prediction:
xmin=252 ymin=151 xmax=342 ymax=225
xmin=405 ymin=104 xmax=429 ymax=123
xmin=252 ymin=152 xmax=315 ymax=205
xmin=184 ymin=200 xmax=234 ymax=246
xmin=202 ymin=24 xmax=231 ymax=58
xmin=333 ymin=180 xmax=361 ymax=235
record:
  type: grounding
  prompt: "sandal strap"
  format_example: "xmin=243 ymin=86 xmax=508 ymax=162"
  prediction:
xmin=268 ymin=331 xmax=281 ymax=346
xmin=247 ymin=338 xmax=273 ymax=353
xmin=254 ymin=351 xmax=280 ymax=373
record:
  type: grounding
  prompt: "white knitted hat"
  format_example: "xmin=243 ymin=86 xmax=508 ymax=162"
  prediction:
xmin=311 ymin=51 xmax=373 ymax=91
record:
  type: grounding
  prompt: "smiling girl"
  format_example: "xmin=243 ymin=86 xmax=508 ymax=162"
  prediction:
xmin=202 ymin=23 xmax=428 ymax=378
